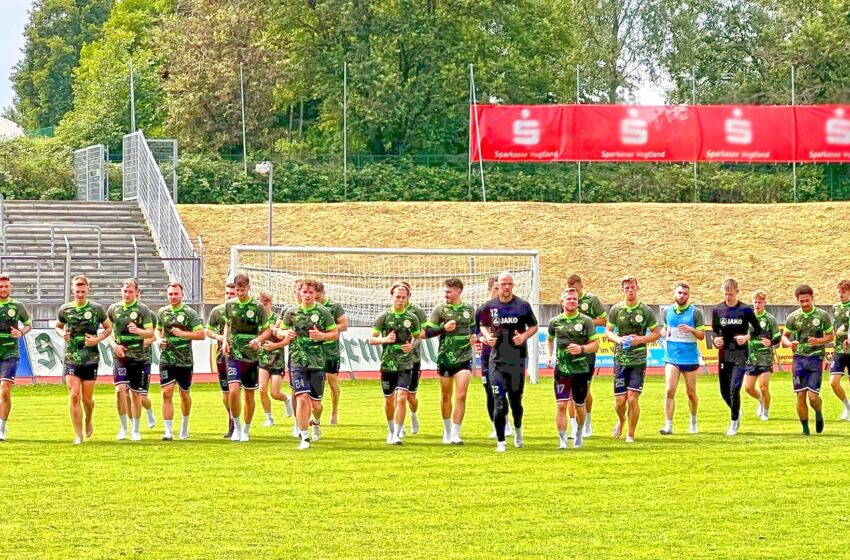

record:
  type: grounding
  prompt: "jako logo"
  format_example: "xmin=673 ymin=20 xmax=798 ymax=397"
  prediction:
xmin=826 ymin=108 xmax=850 ymax=145
xmin=620 ymin=108 xmax=648 ymax=145
xmin=513 ymin=109 xmax=540 ymax=146
xmin=725 ymin=108 xmax=752 ymax=145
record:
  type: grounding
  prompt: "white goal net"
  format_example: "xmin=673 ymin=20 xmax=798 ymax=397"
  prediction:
xmin=229 ymin=245 xmax=541 ymax=381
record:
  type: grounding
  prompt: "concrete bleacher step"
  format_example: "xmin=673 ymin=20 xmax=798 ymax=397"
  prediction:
xmin=1 ymin=200 xmax=173 ymax=304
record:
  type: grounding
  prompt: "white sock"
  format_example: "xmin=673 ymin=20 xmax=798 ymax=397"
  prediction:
xmin=300 ymin=429 xmax=309 ymax=440
xmin=570 ymin=418 xmax=578 ymax=433
xmin=181 ymin=415 xmax=189 ymax=433
xmin=664 ymin=420 xmax=673 ymax=430
xmin=0 ymin=419 xmax=6 ymax=432
xmin=690 ymin=414 xmax=698 ymax=425
xmin=575 ymin=430 xmax=583 ymax=446
xmin=558 ymin=430 xmax=566 ymax=440
xmin=131 ymin=417 xmax=140 ymax=433
xmin=451 ymin=422 xmax=461 ymax=437
xmin=313 ymin=418 xmax=320 ymax=426
xmin=386 ymin=419 xmax=393 ymax=431
xmin=164 ymin=420 xmax=173 ymax=434
xmin=844 ymin=399 xmax=850 ymax=409
xmin=233 ymin=417 xmax=242 ymax=431
xmin=515 ymin=427 xmax=523 ymax=439
xmin=586 ymin=412 xmax=592 ymax=425
xmin=411 ymin=412 xmax=419 ymax=423
xmin=119 ymin=414 xmax=127 ymax=430
xmin=146 ymin=408 xmax=155 ymax=422
xmin=242 ymin=423 xmax=250 ymax=434
xmin=394 ymin=423 xmax=403 ymax=437
xmin=443 ymin=419 xmax=450 ymax=435
xmin=265 ymin=412 xmax=273 ymax=421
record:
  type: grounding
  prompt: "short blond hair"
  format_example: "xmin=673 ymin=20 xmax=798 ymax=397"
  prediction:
xmin=752 ymin=289 xmax=767 ymax=301
xmin=721 ymin=278 xmax=739 ymax=291
xmin=72 ymin=275 xmax=90 ymax=286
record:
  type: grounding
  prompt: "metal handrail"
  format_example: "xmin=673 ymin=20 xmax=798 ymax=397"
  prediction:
xmin=131 ymin=235 xmax=139 ymax=278
xmin=1 ymin=223 xmax=102 ymax=266
xmin=63 ymin=235 xmax=71 ymax=302
xmin=123 ymin=131 xmax=202 ymax=303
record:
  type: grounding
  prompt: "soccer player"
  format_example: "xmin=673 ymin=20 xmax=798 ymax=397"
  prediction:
xmin=369 ymin=283 xmax=421 ymax=445
xmin=828 ymin=279 xmax=850 ymax=420
xmin=257 ymin=291 xmax=292 ymax=427
xmin=566 ymin=274 xmax=607 ymax=438
xmin=711 ymin=278 xmax=761 ymax=436
xmin=107 ymin=279 xmax=155 ymax=441
xmin=279 ymin=278 xmax=338 ymax=450
xmin=658 ymin=283 xmax=705 ymax=436
xmin=605 ymin=276 xmax=660 ymax=443
xmin=0 ymin=275 xmax=32 ymax=441
xmin=135 ymin=286 xmax=157 ymax=430
xmin=402 ymin=281 xmax=427 ymax=435
xmin=317 ymin=282 xmax=347 ymax=425
xmin=56 ymin=276 xmax=112 ymax=444
xmin=743 ymin=290 xmax=780 ymax=421
xmin=546 ymin=288 xmax=600 ymax=449
xmin=782 ymin=284 xmax=833 ymax=435
xmin=206 ymin=282 xmax=237 ymax=437
xmin=285 ymin=278 xmax=304 ymax=438
xmin=222 ymin=274 xmax=271 ymax=442
xmin=156 ymin=282 xmax=205 ymax=441
xmin=424 ymin=278 xmax=477 ymax=444
xmin=478 ymin=271 xmax=538 ymax=452
xmin=476 ymin=277 xmax=510 ymax=439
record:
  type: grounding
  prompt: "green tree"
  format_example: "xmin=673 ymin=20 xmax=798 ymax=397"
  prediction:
xmin=11 ymin=0 xmax=114 ymax=130
xmin=56 ymin=0 xmax=173 ymax=149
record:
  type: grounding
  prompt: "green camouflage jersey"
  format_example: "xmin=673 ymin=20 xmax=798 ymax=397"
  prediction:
xmin=783 ymin=307 xmax=833 ymax=357
xmin=373 ymin=307 xmax=421 ymax=373
xmin=406 ymin=303 xmax=427 ymax=363
xmin=207 ymin=303 xmax=226 ymax=336
xmin=833 ymin=301 xmax=850 ymax=355
xmin=747 ymin=311 xmax=780 ymax=367
xmin=224 ymin=297 xmax=270 ymax=363
xmin=607 ymin=301 xmax=658 ymax=366
xmin=158 ymin=304 xmax=203 ymax=367
xmin=259 ymin=310 xmax=286 ymax=370
xmin=426 ymin=302 xmax=476 ymax=367
xmin=577 ymin=291 xmax=607 ymax=322
xmin=281 ymin=303 xmax=337 ymax=370
xmin=321 ymin=298 xmax=346 ymax=362
xmin=57 ymin=300 xmax=108 ymax=365
xmin=548 ymin=312 xmax=599 ymax=375
xmin=107 ymin=300 xmax=154 ymax=363
xmin=0 ymin=298 xmax=31 ymax=360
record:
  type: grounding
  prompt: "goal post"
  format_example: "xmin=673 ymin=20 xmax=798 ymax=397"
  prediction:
xmin=229 ymin=245 xmax=542 ymax=382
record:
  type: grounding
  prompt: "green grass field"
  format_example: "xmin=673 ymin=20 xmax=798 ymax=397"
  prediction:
xmin=1 ymin=373 xmax=849 ymax=559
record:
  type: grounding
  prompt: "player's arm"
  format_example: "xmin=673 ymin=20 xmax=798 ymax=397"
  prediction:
xmin=11 ymin=305 xmax=32 ymax=338
xmin=512 ymin=302 xmax=538 ymax=345
xmin=173 ymin=317 xmax=206 ymax=341
xmin=221 ymin=320 xmax=231 ymax=356
xmin=401 ymin=317 xmax=421 ymax=353
xmin=605 ymin=307 xmax=622 ymax=344
xmin=424 ymin=306 xmax=446 ymax=338
xmin=336 ymin=312 xmax=348 ymax=333
xmin=810 ymin=314 xmax=834 ymax=346
xmin=369 ymin=313 xmax=392 ymax=345
xmin=315 ymin=311 xmax=339 ymax=342
xmin=684 ymin=308 xmax=707 ymax=341
xmin=88 ymin=317 xmax=112 ymax=347
xmin=633 ymin=309 xmax=660 ymax=345
xmin=590 ymin=297 xmax=607 ymax=327
xmin=545 ymin=319 xmax=556 ymax=366
xmin=781 ymin=321 xmax=796 ymax=349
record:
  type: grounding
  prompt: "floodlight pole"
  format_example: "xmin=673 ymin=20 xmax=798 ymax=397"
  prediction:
xmin=692 ymin=69 xmax=698 ymax=203
xmin=129 ymin=58 xmax=136 ymax=132
xmin=791 ymin=65 xmax=798 ymax=203
xmin=576 ymin=65 xmax=582 ymax=204
xmin=240 ymin=63 xmax=248 ymax=175
xmin=343 ymin=61 xmax=348 ymax=199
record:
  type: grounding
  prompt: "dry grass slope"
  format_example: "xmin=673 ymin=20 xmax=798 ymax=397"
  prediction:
xmin=179 ymin=202 xmax=850 ymax=304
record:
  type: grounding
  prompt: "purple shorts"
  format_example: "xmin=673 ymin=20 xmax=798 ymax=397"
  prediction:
xmin=0 ymin=357 xmax=18 ymax=383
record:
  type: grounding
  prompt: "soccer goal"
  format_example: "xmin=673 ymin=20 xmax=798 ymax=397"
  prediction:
xmin=229 ymin=245 xmax=542 ymax=382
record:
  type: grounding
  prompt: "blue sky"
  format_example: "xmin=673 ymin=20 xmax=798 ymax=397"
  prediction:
xmin=0 ymin=0 xmax=31 ymax=116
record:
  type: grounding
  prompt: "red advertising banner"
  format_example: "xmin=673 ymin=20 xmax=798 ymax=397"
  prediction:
xmin=573 ymin=105 xmax=696 ymax=162
xmin=795 ymin=105 xmax=850 ymax=162
xmin=469 ymin=104 xmax=850 ymax=163
xmin=696 ymin=105 xmax=794 ymax=162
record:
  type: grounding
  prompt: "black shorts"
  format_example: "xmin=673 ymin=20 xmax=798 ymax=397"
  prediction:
xmin=830 ymin=354 xmax=850 ymax=375
xmin=160 ymin=365 xmax=193 ymax=392
xmin=116 ymin=359 xmax=151 ymax=394
xmin=227 ymin=359 xmax=259 ymax=390
xmin=554 ymin=373 xmax=591 ymax=406
xmin=217 ymin=359 xmax=229 ymax=393
xmin=0 ymin=357 xmax=18 ymax=383
xmin=614 ymin=365 xmax=645 ymax=395
xmin=326 ymin=359 xmax=340 ymax=375
xmin=381 ymin=370 xmax=415 ymax=397
xmin=439 ymin=361 xmax=472 ymax=378
xmin=490 ymin=363 xmax=526 ymax=396
xmin=290 ymin=366 xmax=326 ymax=401
xmin=261 ymin=367 xmax=284 ymax=377
xmin=65 ymin=362 xmax=98 ymax=381
xmin=666 ymin=362 xmax=700 ymax=373
xmin=409 ymin=361 xmax=421 ymax=394
xmin=746 ymin=365 xmax=773 ymax=376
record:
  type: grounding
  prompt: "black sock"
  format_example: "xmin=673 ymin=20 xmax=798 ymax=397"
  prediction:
xmin=801 ymin=419 xmax=810 ymax=435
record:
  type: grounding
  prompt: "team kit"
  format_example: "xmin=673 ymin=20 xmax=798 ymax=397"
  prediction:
xmin=0 ymin=271 xmax=849 ymax=451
